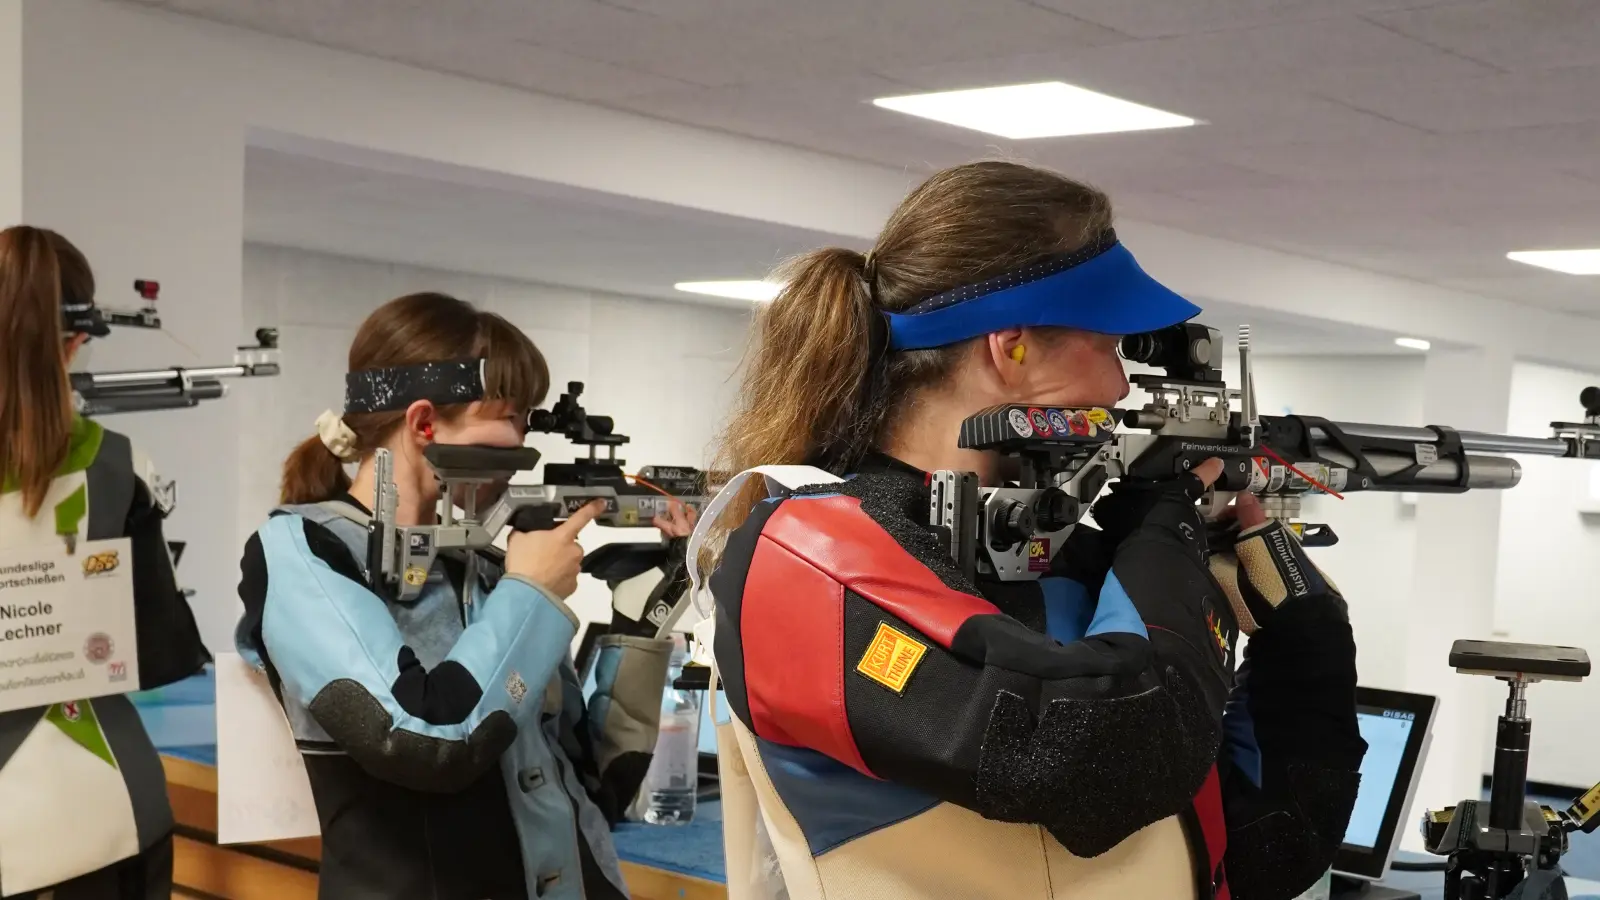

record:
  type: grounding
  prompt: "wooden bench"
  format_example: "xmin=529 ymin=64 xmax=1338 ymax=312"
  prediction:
xmin=161 ymin=755 xmax=725 ymax=900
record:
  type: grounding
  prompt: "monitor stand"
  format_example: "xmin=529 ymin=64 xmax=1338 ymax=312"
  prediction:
xmin=1331 ymin=874 xmax=1422 ymax=900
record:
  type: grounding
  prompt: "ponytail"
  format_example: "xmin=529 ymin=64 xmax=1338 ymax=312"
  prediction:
xmin=724 ymin=248 xmax=878 ymax=477
xmin=279 ymin=434 xmax=353 ymax=506
xmin=0 ymin=227 xmax=78 ymax=518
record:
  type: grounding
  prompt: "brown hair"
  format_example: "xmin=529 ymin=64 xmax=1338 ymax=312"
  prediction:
xmin=279 ymin=292 xmax=550 ymax=505
xmin=716 ymin=161 xmax=1112 ymax=489
xmin=0 ymin=226 xmax=95 ymax=518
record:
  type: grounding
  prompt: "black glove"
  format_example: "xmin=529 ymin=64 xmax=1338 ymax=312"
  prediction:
xmin=1049 ymin=522 xmax=1112 ymax=589
xmin=1096 ymin=473 xmax=1236 ymax=703
xmin=1091 ymin=473 xmax=1214 ymax=563
xmin=607 ymin=539 xmax=690 ymax=639
xmin=1208 ymin=520 xmax=1347 ymax=635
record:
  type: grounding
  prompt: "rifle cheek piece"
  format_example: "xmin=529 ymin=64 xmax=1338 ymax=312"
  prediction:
xmin=366 ymin=379 xmax=709 ymax=602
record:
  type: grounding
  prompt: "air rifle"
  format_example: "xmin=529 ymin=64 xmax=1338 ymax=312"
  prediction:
xmin=933 ymin=322 xmax=1600 ymax=582
xmin=367 ymin=381 xmax=708 ymax=603
xmin=72 ymin=280 xmax=281 ymax=415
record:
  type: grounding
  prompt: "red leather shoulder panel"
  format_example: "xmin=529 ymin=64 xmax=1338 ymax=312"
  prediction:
xmin=742 ymin=532 xmax=871 ymax=776
xmin=759 ymin=494 xmax=998 ymax=649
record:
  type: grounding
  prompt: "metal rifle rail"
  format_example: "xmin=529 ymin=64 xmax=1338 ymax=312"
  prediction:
xmin=935 ymin=321 xmax=1600 ymax=583
xmin=72 ymin=328 xmax=280 ymax=416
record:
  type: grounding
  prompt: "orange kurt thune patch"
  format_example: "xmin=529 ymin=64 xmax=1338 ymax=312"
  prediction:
xmin=856 ymin=622 xmax=928 ymax=694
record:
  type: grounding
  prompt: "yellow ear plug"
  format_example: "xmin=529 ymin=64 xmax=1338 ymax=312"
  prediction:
xmin=1010 ymin=345 xmax=1026 ymax=363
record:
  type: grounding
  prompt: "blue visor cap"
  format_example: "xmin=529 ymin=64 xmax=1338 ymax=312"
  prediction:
xmin=884 ymin=230 xmax=1201 ymax=351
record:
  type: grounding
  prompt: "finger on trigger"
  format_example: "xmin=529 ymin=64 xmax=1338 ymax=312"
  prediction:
xmin=560 ymin=499 xmax=605 ymax=535
xmin=1192 ymin=457 xmax=1226 ymax=488
xmin=1233 ymin=490 xmax=1269 ymax=528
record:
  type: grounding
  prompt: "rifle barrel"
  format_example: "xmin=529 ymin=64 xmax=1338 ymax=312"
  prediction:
xmin=80 ymin=363 xmax=276 ymax=387
xmin=1330 ymin=421 xmax=1571 ymax=458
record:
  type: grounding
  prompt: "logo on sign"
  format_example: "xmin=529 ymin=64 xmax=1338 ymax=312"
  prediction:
xmin=1046 ymin=409 xmax=1070 ymax=436
xmin=1027 ymin=538 xmax=1051 ymax=572
xmin=84 ymin=633 xmax=114 ymax=665
xmin=108 ymin=661 xmax=128 ymax=683
xmin=1007 ymin=408 xmax=1033 ymax=437
xmin=82 ymin=551 xmax=119 ymax=577
xmin=1027 ymin=408 xmax=1052 ymax=436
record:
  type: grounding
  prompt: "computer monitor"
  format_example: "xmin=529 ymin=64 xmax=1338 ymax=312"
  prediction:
xmin=1334 ymin=686 xmax=1438 ymax=882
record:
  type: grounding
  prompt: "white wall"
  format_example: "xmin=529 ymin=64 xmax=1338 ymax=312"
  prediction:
xmin=1494 ymin=362 xmax=1600 ymax=787
xmin=0 ymin=1 xmax=20 ymax=224
xmin=1250 ymin=356 xmax=1428 ymax=692
xmin=239 ymin=244 xmax=751 ymax=631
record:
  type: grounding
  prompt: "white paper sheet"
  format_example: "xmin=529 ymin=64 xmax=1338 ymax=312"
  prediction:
xmin=214 ymin=651 xmax=321 ymax=844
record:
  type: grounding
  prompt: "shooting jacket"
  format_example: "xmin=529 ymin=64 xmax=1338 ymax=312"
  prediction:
xmin=709 ymin=454 xmax=1366 ymax=900
xmin=0 ymin=417 xmax=209 ymax=896
xmin=235 ymin=496 xmax=672 ymax=900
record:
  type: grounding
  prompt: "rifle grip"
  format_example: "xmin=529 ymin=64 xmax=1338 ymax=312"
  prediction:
xmin=508 ymin=505 xmax=559 ymax=533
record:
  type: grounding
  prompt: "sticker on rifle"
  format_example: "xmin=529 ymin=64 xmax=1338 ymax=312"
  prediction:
xmin=856 ymin=622 xmax=928 ymax=695
xmin=1027 ymin=537 xmax=1051 ymax=572
xmin=1007 ymin=408 xmax=1033 ymax=437
xmin=1087 ymin=408 xmax=1113 ymax=427
xmin=1413 ymin=443 xmax=1438 ymax=466
xmin=1068 ymin=412 xmax=1093 ymax=436
xmin=403 ymin=565 xmax=428 ymax=587
xmin=1027 ymin=408 xmax=1052 ymax=436
xmin=1046 ymin=409 xmax=1070 ymax=436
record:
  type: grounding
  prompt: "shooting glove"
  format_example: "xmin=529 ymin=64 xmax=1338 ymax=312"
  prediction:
xmin=1049 ymin=522 xmax=1113 ymax=589
xmin=1095 ymin=473 xmax=1237 ymax=707
xmin=1091 ymin=474 xmax=1213 ymax=565
xmin=1209 ymin=520 xmax=1347 ymax=636
xmin=607 ymin=538 xmax=692 ymax=639
xmin=1094 ymin=474 xmax=1203 ymax=557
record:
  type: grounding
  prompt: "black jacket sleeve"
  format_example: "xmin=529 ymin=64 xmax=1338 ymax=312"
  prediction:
xmin=713 ymin=478 xmax=1231 ymax=859
xmin=1218 ymin=600 xmax=1366 ymax=900
xmin=126 ymin=477 xmax=210 ymax=688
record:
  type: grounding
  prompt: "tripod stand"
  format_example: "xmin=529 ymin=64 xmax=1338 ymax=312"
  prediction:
xmin=1423 ymin=641 xmax=1598 ymax=900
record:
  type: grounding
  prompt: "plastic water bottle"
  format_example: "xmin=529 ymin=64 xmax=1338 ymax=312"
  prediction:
xmin=642 ymin=635 xmax=700 ymax=825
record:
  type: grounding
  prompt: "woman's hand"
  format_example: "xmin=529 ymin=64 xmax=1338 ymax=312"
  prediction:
xmin=1209 ymin=493 xmax=1346 ymax=635
xmin=652 ymin=500 xmax=697 ymax=539
xmin=1090 ymin=457 xmax=1227 ymax=557
xmin=504 ymin=499 xmax=605 ymax=599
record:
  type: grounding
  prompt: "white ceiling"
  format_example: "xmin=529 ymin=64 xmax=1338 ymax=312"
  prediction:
xmin=243 ymin=146 xmax=1433 ymax=356
xmin=128 ymin=0 xmax=1600 ymax=319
